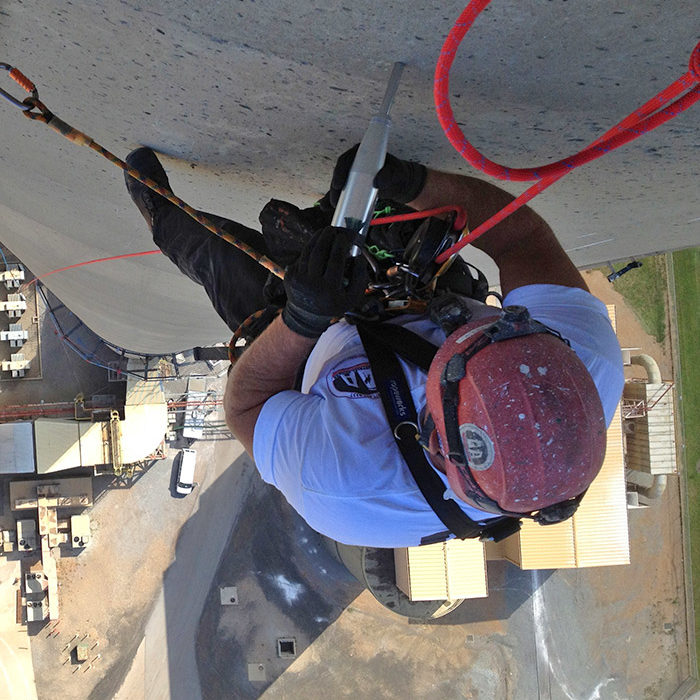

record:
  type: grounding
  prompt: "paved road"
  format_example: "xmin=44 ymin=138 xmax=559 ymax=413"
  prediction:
xmin=0 ymin=560 xmax=37 ymax=700
xmin=115 ymin=437 xmax=255 ymax=700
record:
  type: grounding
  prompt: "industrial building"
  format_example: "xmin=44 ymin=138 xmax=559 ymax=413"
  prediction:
xmin=0 ymin=368 xmax=168 ymax=477
xmin=0 ymin=355 xmax=170 ymax=625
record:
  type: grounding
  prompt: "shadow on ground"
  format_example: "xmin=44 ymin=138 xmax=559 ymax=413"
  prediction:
xmin=187 ymin=467 xmax=548 ymax=699
xmin=194 ymin=475 xmax=364 ymax=700
xmin=422 ymin=562 xmax=553 ymax=627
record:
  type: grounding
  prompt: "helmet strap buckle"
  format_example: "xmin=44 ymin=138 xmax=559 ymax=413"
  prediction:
xmin=428 ymin=292 xmax=474 ymax=335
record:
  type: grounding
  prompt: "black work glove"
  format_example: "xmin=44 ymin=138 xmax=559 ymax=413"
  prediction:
xmin=259 ymin=198 xmax=333 ymax=267
xmin=329 ymin=144 xmax=427 ymax=207
xmin=282 ymin=226 xmax=369 ymax=338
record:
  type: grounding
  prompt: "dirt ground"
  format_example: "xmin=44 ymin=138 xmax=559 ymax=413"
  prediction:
xmin=583 ymin=269 xmax=674 ymax=379
xmin=583 ymin=267 xmax=692 ymax=695
xmin=24 ymin=270 xmax=693 ymax=699
xmin=27 ymin=446 xmax=206 ymax=700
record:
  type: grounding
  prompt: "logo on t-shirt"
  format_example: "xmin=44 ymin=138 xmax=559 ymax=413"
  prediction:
xmin=329 ymin=362 xmax=377 ymax=398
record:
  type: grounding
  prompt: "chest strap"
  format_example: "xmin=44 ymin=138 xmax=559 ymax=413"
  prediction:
xmin=357 ymin=322 xmax=520 ymax=545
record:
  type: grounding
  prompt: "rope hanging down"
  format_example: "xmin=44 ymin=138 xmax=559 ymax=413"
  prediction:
xmin=3 ymin=5 xmax=699 ymax=276
xmin=433 ymin=0 xmax=700 ymax=263
xmin=1 ymin=63 xmax=286 ymax=280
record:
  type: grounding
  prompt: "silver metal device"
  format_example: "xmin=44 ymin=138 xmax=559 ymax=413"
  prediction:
xmin=331 ymin=62 xmax=405 ymax=256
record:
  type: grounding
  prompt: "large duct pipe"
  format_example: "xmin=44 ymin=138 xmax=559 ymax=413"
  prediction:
xmin=641 ymin=474 xmax=668 ymax=503
xmin=626 ymin=470 xmax=668 ymax=504
xmin=630 ymin=354 xmax=662 ymax=383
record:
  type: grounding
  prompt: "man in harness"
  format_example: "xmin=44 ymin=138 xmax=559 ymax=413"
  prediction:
xmin=124 ymin=146 xmax=624 ymax=548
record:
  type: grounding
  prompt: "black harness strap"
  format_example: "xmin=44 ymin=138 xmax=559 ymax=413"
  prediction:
xmin=357 ymin=322 xmax=519 ymax=543
xmin=357 ymin=322 xmax=437 ymax=371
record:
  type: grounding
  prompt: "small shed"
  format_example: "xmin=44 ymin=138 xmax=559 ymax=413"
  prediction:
xmin=75 ymin=641 xmax=89 ymax=662
xmin=70 ymin=514 xmax=91 ymax=548
xmin=394 ymin=538 xmax=488 ymax=601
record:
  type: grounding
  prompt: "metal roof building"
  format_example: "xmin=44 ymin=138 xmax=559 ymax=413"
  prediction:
xmin=2 ymin=367 xmax=168 ymax=475
xmin=0 ymin=422 xmax=35 ymax=474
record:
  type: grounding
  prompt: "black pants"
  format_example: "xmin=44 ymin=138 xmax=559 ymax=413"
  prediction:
xmin=151 ymin=201 xmax=489 ymax=335
xmin=152 ymin=203 xmax=272 ymax=333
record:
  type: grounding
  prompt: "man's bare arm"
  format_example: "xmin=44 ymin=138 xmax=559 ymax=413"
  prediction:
xmin=225 ymin=226 xmax=367 ymax=456
xmin=408 ymin=169 xmax=587 ymax=297
xmin=225 ymin=315 xmax=316 ymax=456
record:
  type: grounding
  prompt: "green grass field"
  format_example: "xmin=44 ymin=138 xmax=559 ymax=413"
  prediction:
xmin=609 ymin=249 xmax=699 ymax=672
xmin=672 ymin=247 xmax=700 ymax=671
xmin=610 ymin=255 xmax=668 ymax=343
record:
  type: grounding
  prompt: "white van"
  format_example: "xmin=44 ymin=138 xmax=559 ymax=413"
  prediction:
xmin=176 ymin=448 xmax=197 ymax=495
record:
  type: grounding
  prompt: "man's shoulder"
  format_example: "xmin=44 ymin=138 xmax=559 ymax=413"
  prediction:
xmin=504 ymin=283 xmax=608 ymax=313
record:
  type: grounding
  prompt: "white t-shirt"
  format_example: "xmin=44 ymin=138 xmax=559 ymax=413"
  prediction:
xmin=253 ymin=285 xmax=624 ymax=548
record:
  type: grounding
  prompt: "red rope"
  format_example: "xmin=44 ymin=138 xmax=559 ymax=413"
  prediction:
xmin=22 ymin=249 xmax=160 ymax=289
xmin=30 ymin=207 xmax=469 ymax=286
xmin=434 ymin=0 xmax=700 ymax=262
xmin=370 ymin=205 xmax=467 ymax=231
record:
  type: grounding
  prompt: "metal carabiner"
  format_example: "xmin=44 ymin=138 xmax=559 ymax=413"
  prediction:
xmin=0 ymin=63 xmax=39 ymax=110
xmin=393 ymin=420 xmax=419 ymax=441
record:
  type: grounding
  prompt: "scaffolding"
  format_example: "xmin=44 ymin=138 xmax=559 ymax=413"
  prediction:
xmin=104 ymin=410 xmax=126 ymax=477
xmin=622 ymin=379 xmax=674 ymax=419
xmin=38 ymin=284 xmax=213 ymax=382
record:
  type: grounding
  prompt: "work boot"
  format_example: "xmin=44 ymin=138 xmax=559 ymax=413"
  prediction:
xmin=124 ymin=147 xmax=172 ymax=228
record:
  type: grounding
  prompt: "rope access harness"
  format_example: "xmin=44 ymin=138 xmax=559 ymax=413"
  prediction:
xmin=2 ymin=3 xmax=699 ymax=278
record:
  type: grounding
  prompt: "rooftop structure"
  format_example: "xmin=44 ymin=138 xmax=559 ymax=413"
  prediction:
xmin=9 ymin=477 xmax=95 ymax=622
xmin=622 ymin=353 xmax=678 ymax=508
xmin=0 ymin=265 xmax=25 ymax=290
xmin=0 ymin=361 xmax=168 ymax=476
xmin=0 ymin=422 xmax=35 ymax=474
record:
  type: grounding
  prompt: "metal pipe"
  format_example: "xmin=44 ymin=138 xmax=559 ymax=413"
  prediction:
xmin=630 ymin=353 xmax=662 ymax=383
xmin=627 ymin=469 xmax=668 ymax=504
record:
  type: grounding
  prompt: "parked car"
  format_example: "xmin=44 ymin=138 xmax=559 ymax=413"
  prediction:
xmin=176 ymin=448 xmax=197 ymax=495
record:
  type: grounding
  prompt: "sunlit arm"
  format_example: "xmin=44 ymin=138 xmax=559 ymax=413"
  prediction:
xmin=224 ymin=315 xmax=317 ymax=456
xmin=409 ymin=169 xmax=587 ymax=297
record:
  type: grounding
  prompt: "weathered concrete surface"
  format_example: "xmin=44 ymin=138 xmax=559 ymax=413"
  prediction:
xmin=1 ymin=0 xmax=698 ymax=353
xmin=185 ymin=483 xmax=690 ymax=700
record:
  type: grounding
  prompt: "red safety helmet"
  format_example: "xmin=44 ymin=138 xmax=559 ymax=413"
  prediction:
xmin=424 ymin=306 xmax=606 ymax=521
